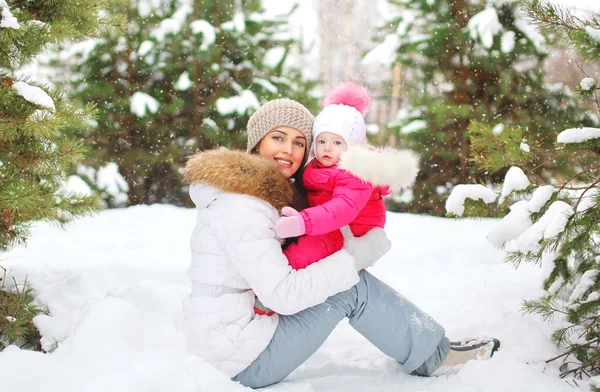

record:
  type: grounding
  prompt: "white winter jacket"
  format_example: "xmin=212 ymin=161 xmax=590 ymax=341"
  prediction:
xmin=181 ymin=150 xmax=361 ymax=377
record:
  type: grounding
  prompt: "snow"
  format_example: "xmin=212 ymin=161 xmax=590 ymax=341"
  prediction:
xmin=557 ymin=127 xmax=600 ymax=143
xmin=151 ymin=18 xmax=181 ymax=42
xmin=569 ymin=270 xmax=598 ymax=302
xmin=410 ymin=312 xmax=437 ymax=334
xmin=580 ymin=77 xmax=595 ymax=91
xmin=540 ymin=202 xmax=574 ymax=239
xmin=137 ymin=0 xmax=163 ymax=18
xmin=467 ymin=7 xmax=503 ymax=49
xmin=233 ymin=12 xmax=245 ymax=33
xmin=445 ymin=184 xmax=497 ymax=216
xmin=0 ymin=0 xmax=20 ymax=29
xmin=97 ymin=163 xmax=129 ymax=203
xmin=492 ymin=123 xmax=504 ymax=135
xmin=12 ymin=81 xmax=55 ymax=112
xmin=499 ymin=167 xmax=530 ymax=204
xmin=253 ymin=77 xmax=278 ymax=93
xmin=29 ymin=109 xmax=55 ymax=122
xmin=362 ymin=34 xmax=400 ymax=67
xmin=584 ymin=291 xmax=600 ymax=304
xmin=0 ymin=205 xmax=583 ymax=391
xmin=27 ymin=20 xmax=48 ymax=29
xmin=264 ymin=46 xmax=287 ymax=68
xmin=221 ymin=12 xmax=245 ymax=33
xmin=261 ymin=0 xmax=319 ymax=80
xmin=75 ymin=163 xmax=128 ymax=206
xmin=62 ymin=176 xmax=94 ymax=197
xmin=487 ymin=201 xmax=533 ymax=248
xmin=366 ymin=124 xmax=380 ymax=135
xmin=138 ymin=40 xmax=154 ymax=57
xmin=488 ymin=185 xmax=567 ymax=251
xmin=392 ymin=188 xmax=414 ymax=203
xmin=215 ymin=90 xmax=260 ymax=115
xmin=515 ymin=201 xmax=574 ymax=253
xmin=585 ymin=26 xmax=600 ymax=43
xmin=514 ymin=18 xmax=546 ymax=53
xmin=528 ymin=186 xmax=555 ymax=213
xmin=401 ymin=120 xmax=427 ymax=134
xmin=174 ymin=71 xmax=193 ymax=91
xmin=190 ymin=20 xmax=215 ymax=51
xmin=541 ymin=250 xmax=560 ymax=284
xmin=549 ymin=0 xmax=600 ymax=14
xmin=130 ymin=92 xmax=160 ymax=117
xmin=40 ymin=38 xmax=101 ymax=79
xmin=202 ymin=118 xmax=218 ymax=129
xmin=150 ymin=3 xmax=193 ymax=42
xmin=501 ymin=31 xmax=516 ymax=53
xmin=575 ymin=187 xmax=598 ymax=212
xmin=520 ymin=142 xmax=530 ymax=153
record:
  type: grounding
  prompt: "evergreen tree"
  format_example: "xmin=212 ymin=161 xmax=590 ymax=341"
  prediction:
xmin=370 ymin=0 xmax=583 ymax=215
xmin=65 ymin=0 xmax=317 ymax=207
xmin=0 ymin=0 xmax=122 ymax=349
xmin=0 ymin=0 xmax=121 ymax=250
xmin=447 ymin=0 xmax=600 ymax=382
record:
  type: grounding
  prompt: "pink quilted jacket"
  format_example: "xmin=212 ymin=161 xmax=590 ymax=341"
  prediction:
xmin=284 ymin=158 xmax=390 ymax=269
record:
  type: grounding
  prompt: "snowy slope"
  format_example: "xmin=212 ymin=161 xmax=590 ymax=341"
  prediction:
xmin=0 ymin=205 xmax=583 ymax=391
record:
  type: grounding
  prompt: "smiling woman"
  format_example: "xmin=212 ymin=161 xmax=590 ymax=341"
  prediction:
xmin=246 ymin=98 xmax=315 ymax=211
xmin=255 ymin=127 xmax=306 ymax=179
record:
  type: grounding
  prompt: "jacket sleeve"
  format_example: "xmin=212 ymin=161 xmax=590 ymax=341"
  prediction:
xmin=301 ymin=172 xmax=373 ymax=235
xmin=284 ymin=230 xmax=344 ymax=270
xmin=220 ymin=200 xmax=360 ymax=315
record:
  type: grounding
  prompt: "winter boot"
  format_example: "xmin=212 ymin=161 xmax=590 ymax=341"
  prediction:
xmin=432 ymin=337 xmax=501 ymax=376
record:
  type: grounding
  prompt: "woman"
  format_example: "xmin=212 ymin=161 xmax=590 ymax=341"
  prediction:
xmin=182 ymin=98 xmax=499 ymax=388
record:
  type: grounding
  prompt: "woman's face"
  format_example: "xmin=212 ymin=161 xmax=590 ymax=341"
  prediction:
xmin=257 ymin=126 xmax=306 ymax=178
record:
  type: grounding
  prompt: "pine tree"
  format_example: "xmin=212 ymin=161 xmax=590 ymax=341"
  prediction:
xmin=370 ymin=0 xmax=583 ymax=215
xmin=447 ymin=0 xmax=600 ymax=382
xmin=64 ymin=0 xmax=318 ymax=207
xmin=0 ymin=0 xmax=122 ymax=350
xmin=0 ymin=0 xmax=124 ymax=249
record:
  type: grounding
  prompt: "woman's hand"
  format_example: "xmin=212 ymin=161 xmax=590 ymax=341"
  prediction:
xmin=275 ymin=207 xmax=306 ymax=238
xmin=340 ymin=226 xmax=391 ymax=271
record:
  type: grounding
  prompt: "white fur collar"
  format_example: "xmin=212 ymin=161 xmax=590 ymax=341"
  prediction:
xmin=338 ymin=145 xmax=420 ymax=190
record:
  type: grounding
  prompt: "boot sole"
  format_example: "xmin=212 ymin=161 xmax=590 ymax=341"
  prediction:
xmin=449 ymin=338 xmax=501 ymax=357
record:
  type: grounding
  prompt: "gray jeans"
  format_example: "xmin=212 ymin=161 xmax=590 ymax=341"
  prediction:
xmin=233 ymin=271 xmax=449 ymax=388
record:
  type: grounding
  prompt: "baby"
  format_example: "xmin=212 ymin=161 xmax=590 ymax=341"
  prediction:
xmin=276 ymin=82 xmax=420 ymax=270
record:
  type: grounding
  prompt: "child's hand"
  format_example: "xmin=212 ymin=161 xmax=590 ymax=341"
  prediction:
xmin=275 ymin=207 xmax=306 ymax=238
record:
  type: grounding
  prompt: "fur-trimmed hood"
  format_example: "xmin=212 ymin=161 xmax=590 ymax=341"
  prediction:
xmin=183 ymin=149 xmax=294 ymax=211
xmin=338 ymin=145 xmax=420 ymax=191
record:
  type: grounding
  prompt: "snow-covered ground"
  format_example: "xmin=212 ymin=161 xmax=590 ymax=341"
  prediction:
xmin=0 ymin=205 xmax=582 ymax=391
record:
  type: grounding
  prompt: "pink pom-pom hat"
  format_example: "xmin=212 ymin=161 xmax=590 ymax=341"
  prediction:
xmin=313 ymin=82 xmax=370 ymax=151
xmin=323 ymin=82 xmax=370 ymax=116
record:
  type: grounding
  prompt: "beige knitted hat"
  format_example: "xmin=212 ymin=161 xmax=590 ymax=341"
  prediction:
xmin=246 ymin=98 xmax=314 ymax=154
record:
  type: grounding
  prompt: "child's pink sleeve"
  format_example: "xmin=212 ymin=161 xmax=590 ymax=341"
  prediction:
xmin=300 ymin=172 xmax=372 ymax=236
xmin=284 ymin=230 xmax=344 ymax=270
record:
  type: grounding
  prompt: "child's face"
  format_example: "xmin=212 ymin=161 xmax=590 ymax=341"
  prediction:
xmin=315 ymin=132 xmax=347 ymax=167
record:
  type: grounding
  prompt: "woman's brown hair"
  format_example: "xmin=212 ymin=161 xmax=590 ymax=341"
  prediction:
xmin=249 ymin=146 xmax=309 ymax=211
xmin=250 ymin=145 xmax=310 ymax=249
